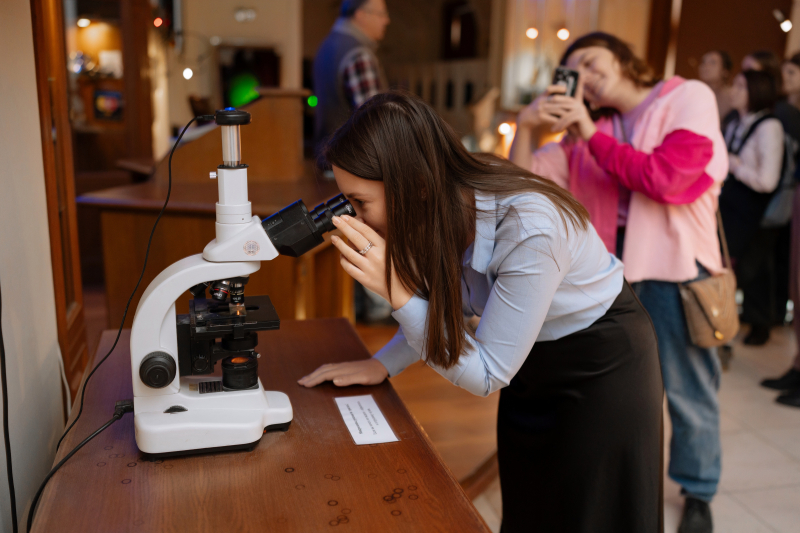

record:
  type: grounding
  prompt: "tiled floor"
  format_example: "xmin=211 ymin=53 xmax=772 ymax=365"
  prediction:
xmin=473 ymin=325 xmax=800 ymax=533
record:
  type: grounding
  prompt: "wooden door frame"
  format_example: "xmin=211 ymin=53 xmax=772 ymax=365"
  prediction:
xmin=30 ymin=0 xmax=89 ymax=404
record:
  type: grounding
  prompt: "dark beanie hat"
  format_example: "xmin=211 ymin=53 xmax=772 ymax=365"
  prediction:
xmin=341 ymin=0 xmax=370 ymax=18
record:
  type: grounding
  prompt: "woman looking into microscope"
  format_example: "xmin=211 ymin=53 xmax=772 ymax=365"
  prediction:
xmin=297 ymin=91 xmax=663 ymax=532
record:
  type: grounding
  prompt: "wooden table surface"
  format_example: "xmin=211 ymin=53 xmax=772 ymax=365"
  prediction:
xmin=75 ymin=178 xmax=342 ymax=217
xmin=32 ymin=320 xmax=489 ymax=533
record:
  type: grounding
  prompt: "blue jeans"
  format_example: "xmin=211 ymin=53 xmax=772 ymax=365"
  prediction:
xmin=632 ymin=267 xmax=722 ymax=502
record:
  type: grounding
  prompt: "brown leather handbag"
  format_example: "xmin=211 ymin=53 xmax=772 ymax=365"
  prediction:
xmin=678 ymin=211 xmax=740 ymax=348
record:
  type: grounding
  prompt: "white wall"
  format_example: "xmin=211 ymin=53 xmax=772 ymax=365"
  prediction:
xmin=167 ymin=0 xmax=302 ymax=126
xmin=0 ymin=0 xmax=67 ymax=530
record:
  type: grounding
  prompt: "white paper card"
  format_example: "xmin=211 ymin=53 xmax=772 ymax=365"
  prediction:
xmin=335 ymin=394 xmax=399 ymax=445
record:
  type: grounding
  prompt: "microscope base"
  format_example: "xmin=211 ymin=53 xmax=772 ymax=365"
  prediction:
xmin=133 ymin=376 xmax=293 ymax=455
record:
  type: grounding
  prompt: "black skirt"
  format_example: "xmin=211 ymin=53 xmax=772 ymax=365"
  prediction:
xmin=498 ymin=282 xmax=663 ymax=533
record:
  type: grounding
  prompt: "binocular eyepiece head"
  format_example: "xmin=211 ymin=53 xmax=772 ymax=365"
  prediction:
xmin=261 ymin=193 xmax=355 ymax=257
xmin=309 ymin=193 xmax=356 ymax=233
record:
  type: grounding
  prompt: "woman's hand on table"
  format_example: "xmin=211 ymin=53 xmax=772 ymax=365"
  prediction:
xmin=298 ymin=359 xmax=389 ymax=387
xmin=329 ymin=214 xmax=413 ymax=311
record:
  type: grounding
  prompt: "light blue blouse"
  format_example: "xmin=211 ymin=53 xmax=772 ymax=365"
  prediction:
xmin=374 ymin=192 xmax=625 ymax=397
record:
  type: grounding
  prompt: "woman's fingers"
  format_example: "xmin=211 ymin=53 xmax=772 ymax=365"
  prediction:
xmin=546 ymin=84 xmax=568 ymax=96
xmin=331 ymin=216 xmax=371 ymax=250
xmin=332 ymin=235 xmax=369 ymax=268
xmin=551 ymin=110 xmax=583 ymax=132
xmin=331 ymin=371 xmax=374 ymax=387
xmin=297 ymin=363 xmax=339 ymax=386
xmin=339 ymin=215 xmax=384 ymax=245
xmin=297 ymin=360 xmax=388 ymax=387
xmin=547 ymin=95 xmax=577 ymax=105
xmin=339 ymin=254 xmax=368 ymax=284
xmin=298 ymin=364 xmax=353 ymax=387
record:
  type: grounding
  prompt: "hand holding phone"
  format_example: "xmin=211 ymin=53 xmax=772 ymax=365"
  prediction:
xmin=552 ymin=67 xmax=579 ymax=98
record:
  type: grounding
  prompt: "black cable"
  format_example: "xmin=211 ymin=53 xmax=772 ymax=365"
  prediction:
xmin=0 ymin=277 xmax=18 ymax=532
xmin=27 ymin=400 xmax=133 ymax=532
xmin=56 ymin=116 xmax=208 ymax=451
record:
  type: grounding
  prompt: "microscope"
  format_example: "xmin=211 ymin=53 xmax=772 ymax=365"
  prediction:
xmin=129 ymin=108 xmax=353 ymax=456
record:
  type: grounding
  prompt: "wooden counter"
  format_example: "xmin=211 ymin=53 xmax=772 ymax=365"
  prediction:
xmin=31 ymin=321 xmax=490 ymax=533
xmin=76 ymin=177 xmax=354 ymax=328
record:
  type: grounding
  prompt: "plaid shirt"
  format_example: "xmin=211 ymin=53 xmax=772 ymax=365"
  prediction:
xmin=342 ymin=49 xmax=382 ymax=108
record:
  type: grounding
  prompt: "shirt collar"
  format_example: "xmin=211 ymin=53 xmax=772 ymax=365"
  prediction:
xmin=466 ymin=192 xmax=497 ymax=274
xmin=333 ymin=17 xmax=378 ymax=51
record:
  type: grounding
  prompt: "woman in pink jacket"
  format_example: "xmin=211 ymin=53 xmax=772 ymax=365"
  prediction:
xmin=510 ymin=33 xmax=727 ymax=533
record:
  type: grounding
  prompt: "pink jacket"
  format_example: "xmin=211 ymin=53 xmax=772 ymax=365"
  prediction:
xmin=531 ymin=77 xmax=729 ymax=283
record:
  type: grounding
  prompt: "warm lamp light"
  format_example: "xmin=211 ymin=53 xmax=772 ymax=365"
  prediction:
xmin=526 ymin=27 xmax=539 ymax=40
xmin=154 ymin=17 xmax=163 ymax=28
xmin=498 ymin=122 xmax=512 ymax=135
xmin=77 ymin=18 xmax=90 ymax=27
xmin=782 ymin=20 xmax=793 ymax=32
xmin=557 ymin=28 xmax=570 ymax=41
xmin=183 ymin=68 xmax=194 ymax=80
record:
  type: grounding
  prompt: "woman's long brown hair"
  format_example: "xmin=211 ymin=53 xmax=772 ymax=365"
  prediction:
xmin=322 ymin=91 xmax=589 ymax=370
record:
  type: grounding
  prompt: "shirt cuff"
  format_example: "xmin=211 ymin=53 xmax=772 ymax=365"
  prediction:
xmin=587 ymin=130 xmax=618 ymax=167
xmin=373 ymin=345 xmax=418 ymax=377
xmin=391 ymin=295 xmax=429 ymax=355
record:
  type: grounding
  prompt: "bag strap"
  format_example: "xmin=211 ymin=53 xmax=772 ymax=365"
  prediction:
xmin=716 ymin=209 xmax=732 ymax=269
xmin=728 ymin=113 xmax=775 ymax=155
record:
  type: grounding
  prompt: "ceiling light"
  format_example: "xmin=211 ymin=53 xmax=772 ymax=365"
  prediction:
xmin=557 ymin=28 xmax=570 ymax=41
xmin=498 ymin=123 xmax=512 ymax=135
xmin=77 ymin=18 xmax=90 ymax=27
xmin=782 ymin=20 xmax=793 ymax=32
xmin=183 ymin=67 xmax=193 ymax=80
xmin=526 ymin=28 xmax=539 ymax=40
xmin=234 ymin=8 xmax=257 ymax=22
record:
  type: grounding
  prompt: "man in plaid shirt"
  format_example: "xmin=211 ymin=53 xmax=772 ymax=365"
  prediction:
xmin=343 ymin=48 xmax=383 ymax=108
xmin=313 ymin=0 xmax=390 ymax=147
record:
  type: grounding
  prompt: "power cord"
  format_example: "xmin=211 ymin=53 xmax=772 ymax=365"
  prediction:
xmin=56 ymin=115 xmax=211 ymax=451
xmin=24 ymin=114 xmax=212 ymax=530
xmin=0 ymin=277 xmax=18 ymax=532
xmin=27 ymin=400 xmax=133 ymax=532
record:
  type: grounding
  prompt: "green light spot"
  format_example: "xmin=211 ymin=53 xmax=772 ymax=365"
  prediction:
xmin=308 ymin=95 xmax=318 ymax=107
xmin=228 ymin=72 xmax=260 ymax=108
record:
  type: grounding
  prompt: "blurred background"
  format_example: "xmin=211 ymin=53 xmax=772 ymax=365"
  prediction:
xmin=11 ymin=0 xmax=800 ymax=531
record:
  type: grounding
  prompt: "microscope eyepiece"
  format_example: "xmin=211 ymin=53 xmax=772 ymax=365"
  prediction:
xmin=261 ymin=194 xmax=355 ymax=257
xmin=214 ymin=108 xmax=251 ymax=125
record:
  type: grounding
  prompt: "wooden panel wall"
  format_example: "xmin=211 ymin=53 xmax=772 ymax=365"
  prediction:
xmin=100 ymin=211 xmax=352 ymax=329
xmin=649 ymin=0 xmax=793 ymax=79
xmin=121 ymin=0 xmax=154 ymax=159
xmin=152 ymin=91 xmax=308 ymax=185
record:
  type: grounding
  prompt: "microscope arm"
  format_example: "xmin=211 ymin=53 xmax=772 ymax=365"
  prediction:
xmin=130 ymin=255 xmax=262 ymax=398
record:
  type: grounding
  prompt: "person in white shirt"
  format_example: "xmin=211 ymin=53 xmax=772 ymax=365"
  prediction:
xmin=720 ymin=69 xmax=784 ymax=345
xmin=297 ymin=91 xmax=663 ymax=532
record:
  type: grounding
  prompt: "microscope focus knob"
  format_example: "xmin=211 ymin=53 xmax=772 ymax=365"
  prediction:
xmin=139 ymin=352 xmax=177 ymax=389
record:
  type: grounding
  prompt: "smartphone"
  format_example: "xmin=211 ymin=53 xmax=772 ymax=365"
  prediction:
xmin=552 ymin=67 xmax=579 ymax=97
